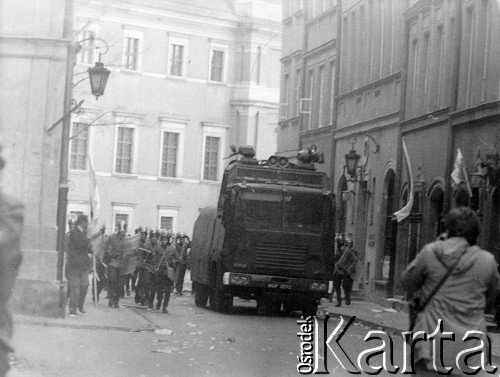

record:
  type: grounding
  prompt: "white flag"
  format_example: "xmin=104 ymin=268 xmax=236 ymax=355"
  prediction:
xmin=88 ymin=156 xmax=102 ymax=234
xmin=451 ymin=149 xmax=472 ymax=196
xmin=394 ymin=138 xmax=414 ymax=223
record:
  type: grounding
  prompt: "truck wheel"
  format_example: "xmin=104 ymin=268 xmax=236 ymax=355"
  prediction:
xmin=194 ymin=284 xmax=209 ymax=307
xmin=302 ymin=300 xmax=318 ymax=318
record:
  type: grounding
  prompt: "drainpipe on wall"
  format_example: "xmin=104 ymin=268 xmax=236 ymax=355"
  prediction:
xmin=393 ymin=10 xmax=410 ymax=296
xmin=444 ymin=0 xmax=462 ymax=213
xmin=299 ymin=2 xmax=309 ymax=150
xmin=330 ymin=0 xmax=342 ymax=194
xmin=56 ymin=0 xmax=75 ymax=318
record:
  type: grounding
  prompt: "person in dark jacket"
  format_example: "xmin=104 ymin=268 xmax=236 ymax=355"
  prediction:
xmin=133 ymin=226 xmax=150 ymax=304
xmin=332 ymin=236 xmax=357 ymax=306
xmin=0 ymin=147 xmax=24 ymax=377
xmin=154 ymin=230 xmax=179 ymax=313
xmin=103 ymin=221 xmax=128 ymax=308
xmin=174 ymin=232 xmax=190 ymax=295
xmin=66 ymin=214 xmax=93 ymax=316
xmin=402 ymin=207 xmax=499 ymax=375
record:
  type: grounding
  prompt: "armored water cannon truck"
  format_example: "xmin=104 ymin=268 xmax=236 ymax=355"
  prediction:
xmin=189 ymin=145 xmax=336 ymax=316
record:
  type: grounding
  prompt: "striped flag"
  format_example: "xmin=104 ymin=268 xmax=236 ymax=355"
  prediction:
xmin=394 ymin=138 xmax=414 ymax=223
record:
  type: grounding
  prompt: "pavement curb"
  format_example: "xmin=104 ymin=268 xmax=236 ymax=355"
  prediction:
xmin=14 ymin=317 xmax=157 ymax=333
xmin=317 ymin=309 xmax=500 ymax=366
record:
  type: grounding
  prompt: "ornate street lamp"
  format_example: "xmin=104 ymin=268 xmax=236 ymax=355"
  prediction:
xmin=345 ymin=146 xmax=360 ymax=179
xmin=88 ymin=61 xmax=110 ymax=99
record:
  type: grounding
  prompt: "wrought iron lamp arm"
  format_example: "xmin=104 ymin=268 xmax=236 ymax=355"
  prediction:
xmin=363 ymin=134 xmax=380 ymax=153
xmin=75 ymin=37 xmax=109 ymax=61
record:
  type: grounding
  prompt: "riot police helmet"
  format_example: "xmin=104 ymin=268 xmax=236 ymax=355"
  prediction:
xmin=160 ymin=230 xmax=173 ymax=239
xmin=137 ymin=226 xmax=148 ymax=235
xmin=149 ymin=228 xmax=160 ymax=238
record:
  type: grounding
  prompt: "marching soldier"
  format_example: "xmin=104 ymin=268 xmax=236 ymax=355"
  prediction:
xmin=133 ymin=226 xmax=150 ymax=304
xmin=103 ymin=221 xmax=128 ymax=308
xmin=141 ymin=229 xmax=159 ymax=308
xmin=174 ymin=232 xmax=190 ymax=295
xmin=154 ymin=230 xmax=179 ymax=313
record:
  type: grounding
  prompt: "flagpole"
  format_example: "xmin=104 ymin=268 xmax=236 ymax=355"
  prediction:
xmin=93 ymin=243 xmax=97 ymax=306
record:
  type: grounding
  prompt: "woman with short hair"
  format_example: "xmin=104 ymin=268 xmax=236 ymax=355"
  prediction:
xmin=402 ymin=207 xmax=499 ymax=376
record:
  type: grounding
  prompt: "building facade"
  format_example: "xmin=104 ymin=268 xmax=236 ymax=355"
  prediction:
xmin=277 ymin=0 xmax=500 ymax=303
xmin=69 ymin=0 xmax=282 ymax=235
xmin=396 ymin=0 xmax=500 ymax=298
xmin=277 ymin=0 xmax=337 ymax=177
xmin=1 ymin=0 xmax=70 ymax=316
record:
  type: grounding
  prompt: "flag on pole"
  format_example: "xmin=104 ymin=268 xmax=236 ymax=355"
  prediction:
xmin=451 ymin=149 xmax=472 ymax=196
xmin=88 ymin=156 xmax=103 ymax=306
xmin=88 ymin=157 xmax=101 ymax=232
xmin=394 ymin=137 xmax=414 ymax=223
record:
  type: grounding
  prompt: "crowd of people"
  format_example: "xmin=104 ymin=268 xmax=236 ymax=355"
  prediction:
xmin=60 ymin=206 xmax=500 ymax=375
xmin=65 ymin=216 xmax=191 ymax=316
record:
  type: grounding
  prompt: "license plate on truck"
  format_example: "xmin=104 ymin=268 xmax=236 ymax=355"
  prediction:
xmin=267 ymin=283 xmax=292 ymax=289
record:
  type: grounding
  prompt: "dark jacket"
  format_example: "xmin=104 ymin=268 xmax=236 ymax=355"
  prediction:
xmin=0 ymin=193 xmax=23 ymax=354
xmin=157 ymin=243 xmax=179 ymax=269
xmin=66 ymin=226 xmax=92 ymax=272
xmin=402 ymin=237 xmax=499 ymax=370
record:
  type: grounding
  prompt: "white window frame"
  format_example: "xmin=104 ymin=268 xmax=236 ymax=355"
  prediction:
xmin=200 ymin=124 xmax=227 ymax=182
xmin=69 ymin=120 xmax=90 ymax=172
xmin=69 ymin=111 xmax=98 ymax=172
xmin=208 ymin=43 xmax=229 ymax=83
xmin=159 ymin=121 xmax=186 ymax=178
xmin=158 ymin=208 xmax=178 ymax=232
xmin=112 ymin=204 xmax=134 ymax=233
xmin=294 ymin=68 xmax=302 ymax=117
xmin=76 ymin=27 xmax=100 ymax=65
xmin=122 ymin=29 xmax=143 ymax=72
xmin=307 ymin=69 xmax=315 ymax=130
xmin=113 ymin=120 xmax=138 ymax=175
xmin=317 ymin=65 xmax=325 ymax=127
xmin=167 ymin=36 xmax=188 ymax=77
xmin=279 ymin=72 xmax=290 ymax=120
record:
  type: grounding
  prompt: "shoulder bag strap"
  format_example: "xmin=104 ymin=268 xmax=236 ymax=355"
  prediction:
xmin=420 ymin=245 xmax=468 ymax=311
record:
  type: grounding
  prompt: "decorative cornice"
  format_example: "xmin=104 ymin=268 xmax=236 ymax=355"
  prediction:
xmin=300 ymin=125 xmax=333 ymax=139
xmin=337 ymin=72 xmax=402 ymax=101
xmin=450 ymin=100 xmax=500 ymax=126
